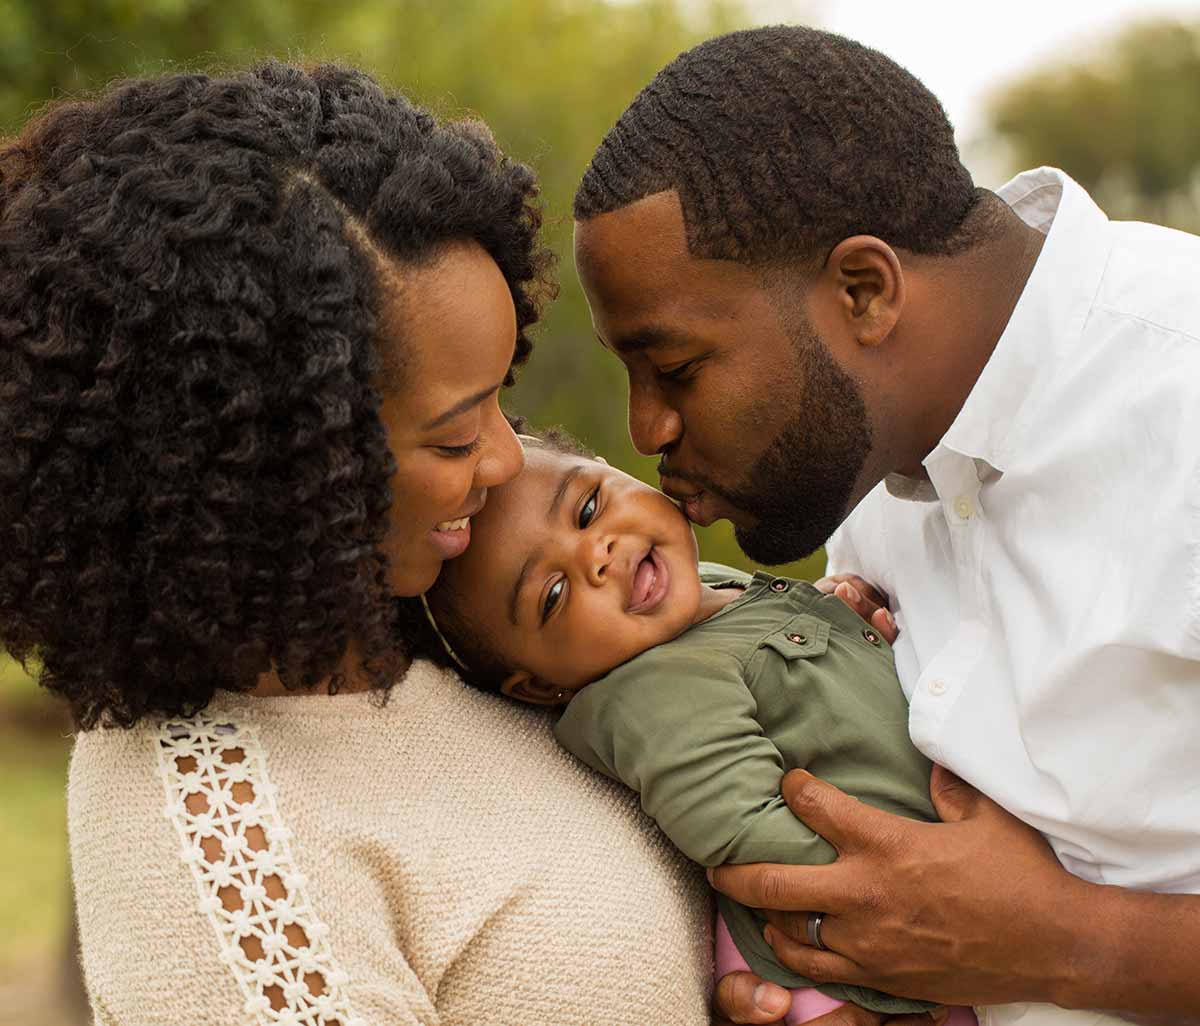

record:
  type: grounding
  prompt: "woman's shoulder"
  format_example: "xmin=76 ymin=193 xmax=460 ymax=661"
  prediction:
xmin=69 ymin=661 xmax=712 ymax=1025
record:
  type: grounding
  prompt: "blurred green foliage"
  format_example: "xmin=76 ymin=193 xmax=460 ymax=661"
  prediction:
xmin=0 ymin=0 xmax=824 ymax=580
xmin=989 ymin=18 xmax=1200 ymax=231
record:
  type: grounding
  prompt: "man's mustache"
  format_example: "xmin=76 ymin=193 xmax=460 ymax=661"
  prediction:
xmin=657 ymin=458 xmax=734 ymax=502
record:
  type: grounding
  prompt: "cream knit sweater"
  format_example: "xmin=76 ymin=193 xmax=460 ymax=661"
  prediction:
xmin=68 ymin=660 xmax=712 ymax=1025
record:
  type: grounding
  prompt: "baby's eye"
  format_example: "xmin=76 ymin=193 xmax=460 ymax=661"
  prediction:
xmin=542 ymin=578 xmax=565 ymax=621
xmin=579 ymin=488 xmax=599 ymax=529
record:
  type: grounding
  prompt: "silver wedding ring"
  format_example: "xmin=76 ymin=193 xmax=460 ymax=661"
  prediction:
xmin=806 ymin=911 xmax=828 ymax=951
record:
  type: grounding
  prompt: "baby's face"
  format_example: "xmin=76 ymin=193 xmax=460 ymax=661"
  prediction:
xmin=435 ymin=446 xmax=703 ymax=694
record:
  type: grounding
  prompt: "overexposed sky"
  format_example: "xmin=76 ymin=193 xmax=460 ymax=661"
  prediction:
xmin=744 ymin=0 xmax=1200 ymax=183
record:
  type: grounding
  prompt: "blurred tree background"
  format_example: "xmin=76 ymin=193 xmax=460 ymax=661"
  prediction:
xmin=3 ymin=4 xmax=1200 ymax=1022
xmin=989 ymin=18 xmax=1200 ymax=231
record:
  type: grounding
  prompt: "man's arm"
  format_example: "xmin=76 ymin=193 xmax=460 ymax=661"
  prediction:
xmin=709 ymin=766 xmax=1200 ymax=1024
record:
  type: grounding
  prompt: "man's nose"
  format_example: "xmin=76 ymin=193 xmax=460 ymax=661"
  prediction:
xmin=580 ymin=532 xmax=617 ymax=586
xmin=628 ymin=381 xmax=682 ymax=457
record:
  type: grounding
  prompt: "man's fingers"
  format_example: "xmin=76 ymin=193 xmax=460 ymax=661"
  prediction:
xmin=870 ymin=606 xmax=899 ymax=644
xmin=762 ymin=924 xmax=863 ymax=987
xmin=892 ymin=1011 xmax=951 ymax=1026
xmin=928 ymin=763 xmax=981 ymax=823
xmin=780 ymin=769 xmax=899 ymax=854
xmin=708 ymin=860 xmax=847 ymax=914
xmin=762 ymin=908 xmax=847 ymax=956
xmin=834 ymin=581 xmax=877 ymax=623
xmin=814 ymin=574 xmax=891 ymax=610
xmin=792 ymin=1006 xmax=887 ymax=1026
xmin=712 ymin=970 xmax=789 ymax=1024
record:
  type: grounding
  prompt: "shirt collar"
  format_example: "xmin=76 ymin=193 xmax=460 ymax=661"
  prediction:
xmin=886 ymin=168 xmax=1113 ymax=500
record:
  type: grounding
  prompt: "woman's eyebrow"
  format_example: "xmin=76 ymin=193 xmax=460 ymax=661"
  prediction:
xmin=421 ymin=382 xmax=502 ymax=431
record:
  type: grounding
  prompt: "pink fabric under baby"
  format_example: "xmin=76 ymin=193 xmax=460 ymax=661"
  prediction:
xmin=715 ymin=911 xmax=978 ymax=1026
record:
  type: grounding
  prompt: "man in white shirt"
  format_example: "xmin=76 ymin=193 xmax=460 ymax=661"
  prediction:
xmin=572 ymin=25 xmax=1199 ymax=1026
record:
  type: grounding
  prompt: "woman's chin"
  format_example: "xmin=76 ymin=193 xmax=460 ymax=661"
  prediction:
xmin=389 ymin=555 xmax=445 ymax=598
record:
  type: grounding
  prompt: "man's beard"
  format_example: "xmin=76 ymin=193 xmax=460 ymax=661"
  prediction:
xmin=707 ymin=324 xmax=872 ymax=565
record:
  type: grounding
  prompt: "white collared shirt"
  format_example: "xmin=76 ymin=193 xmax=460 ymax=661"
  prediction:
xmin=827 ymin=169 xmax=1200 ymax=1020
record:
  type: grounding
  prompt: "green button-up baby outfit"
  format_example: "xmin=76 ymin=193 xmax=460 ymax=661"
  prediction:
xmin=554 ymin=564 xmax=937 ymax=1014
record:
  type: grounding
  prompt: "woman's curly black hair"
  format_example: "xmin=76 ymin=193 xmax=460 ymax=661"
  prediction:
xmin=0 ymin=61 xmax=555 ymax=729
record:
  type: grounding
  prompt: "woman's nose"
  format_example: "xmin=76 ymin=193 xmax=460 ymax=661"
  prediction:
xmin=473 ymin=406 xmax=525 ymax=489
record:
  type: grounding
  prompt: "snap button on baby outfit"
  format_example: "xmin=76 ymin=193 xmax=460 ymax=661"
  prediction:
xmin=862 ymin=628 xmax=880 ymax=645
xmin=770 ymin=580 xmax=789 ymax=592
xmin=787 ymin=633 xmax=807 ymax=645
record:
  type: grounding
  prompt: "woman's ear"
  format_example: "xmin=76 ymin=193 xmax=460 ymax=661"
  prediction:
xmin=824 ymin=235 xmax=905 ymax=348
xmin=500 ymin=670 xmax=565 ymax=706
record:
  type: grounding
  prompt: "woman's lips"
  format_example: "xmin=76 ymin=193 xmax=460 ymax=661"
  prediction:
xmin=627 ymin=547 xmax=670 ymax=614
xmin=430 ymin=518 xmax=471 ymax=559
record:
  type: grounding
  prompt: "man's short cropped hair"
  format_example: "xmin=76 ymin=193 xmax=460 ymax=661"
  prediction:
xmin=574 ymin=25 xmax=982 ymax=266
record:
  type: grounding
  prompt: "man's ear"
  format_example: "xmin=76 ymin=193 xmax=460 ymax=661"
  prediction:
xmin=500 ymin=669 xmax=564 ymax=706
xmin=825 ymin=236 xmax=904 ymax=348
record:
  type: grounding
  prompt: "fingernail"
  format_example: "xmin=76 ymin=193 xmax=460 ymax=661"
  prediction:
xmin=762 ymin=925 xmax=775 ymax=946
xmin=884 ymin=609 xmax=895 ymax=628
xmin=845 ymin=584 xmax=861 ymax=603
xmin=705 ymin=867 xmax=715 ymax=885
xmin=931 ymin=1007 xmax=951 ymax=1025
xmin=753 ymin=982 xmax=791 ymax=1015
xmin=814 ymin=577 xmax=833 ymax=593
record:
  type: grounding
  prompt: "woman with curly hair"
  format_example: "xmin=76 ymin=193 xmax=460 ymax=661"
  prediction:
xmin=0 ymin=64 xmax=711 ymax=1024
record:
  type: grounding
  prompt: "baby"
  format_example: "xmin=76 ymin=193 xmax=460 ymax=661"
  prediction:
xmin=424 ymin=432 xmax=976 ymax=1026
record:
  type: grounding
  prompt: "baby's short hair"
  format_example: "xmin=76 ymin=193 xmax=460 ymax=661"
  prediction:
xmin=421 ymin=425 xmax=592 ymax=692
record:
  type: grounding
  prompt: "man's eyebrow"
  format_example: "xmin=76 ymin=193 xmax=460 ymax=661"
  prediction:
xmin=421 ymin=382 xmax=503 ymax=432
xmin=602 ymin=326 xmax=686 ymax=355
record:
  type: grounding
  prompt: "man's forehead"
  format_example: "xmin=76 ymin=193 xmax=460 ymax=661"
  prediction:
xmin=575 ymin=191 xmax=774 ymax=341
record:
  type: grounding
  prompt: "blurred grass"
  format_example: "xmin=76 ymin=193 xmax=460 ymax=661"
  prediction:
xmin=0 ymin=656 xmax=72 ymax=982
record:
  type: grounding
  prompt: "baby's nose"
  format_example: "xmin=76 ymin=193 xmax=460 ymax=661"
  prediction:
xmin=584 ymin=534 xmax=617 ymax=585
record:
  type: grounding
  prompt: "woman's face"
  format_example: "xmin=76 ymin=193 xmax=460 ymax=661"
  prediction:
xmin=376 ymin=241 xmax=525 ymax=596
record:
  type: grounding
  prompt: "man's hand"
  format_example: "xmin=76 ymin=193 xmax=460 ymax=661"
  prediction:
xmin=708 ymin=765 xmax=1093 ymax=1009
xmin=815 ymin=574 xmax=898 ymax=644
xmin=711 ymin=971 xmax=948 ymax=1026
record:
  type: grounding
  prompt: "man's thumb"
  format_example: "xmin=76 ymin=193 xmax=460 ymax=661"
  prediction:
xmin=929 ymin=763 xmax=980 ymax=822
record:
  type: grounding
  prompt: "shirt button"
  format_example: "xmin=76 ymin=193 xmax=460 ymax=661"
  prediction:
xmin=927 ymin=677 xmax=948 ymax=696
xmin=953 ymin=496 xmax=974 ymax=519
xmin=787 ymin=632 xmax=807 ymax=645
xmin=770 ymin=580 xmax=789 ymax=592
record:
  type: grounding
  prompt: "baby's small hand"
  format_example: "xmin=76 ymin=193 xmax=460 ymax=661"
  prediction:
xmin=814 ymin=574 xmax=898 ymax=644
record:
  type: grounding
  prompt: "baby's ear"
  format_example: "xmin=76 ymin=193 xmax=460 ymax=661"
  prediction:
xmin=500 ymin=670 xmax=563 ymax=706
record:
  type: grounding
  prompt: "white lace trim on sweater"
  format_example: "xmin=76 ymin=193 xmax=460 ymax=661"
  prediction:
xmin=156 ymin=717 xmax=364 ymax=1026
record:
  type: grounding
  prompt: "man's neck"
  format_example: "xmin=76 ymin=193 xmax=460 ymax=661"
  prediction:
xmin=887 ymin=205 xmax=1046 ymax=480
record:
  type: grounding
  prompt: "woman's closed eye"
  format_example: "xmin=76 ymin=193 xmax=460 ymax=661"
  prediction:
xmin=435 ymin=437 xmax=482 ymax=458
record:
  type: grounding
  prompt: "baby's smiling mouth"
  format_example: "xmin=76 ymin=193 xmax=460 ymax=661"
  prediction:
xmin=627 ymin=547 xmax=670 ymax=614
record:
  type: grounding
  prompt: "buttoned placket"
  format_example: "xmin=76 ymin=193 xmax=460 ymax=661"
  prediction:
xmin=907 ymin=448 xmax=993 ymax=762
